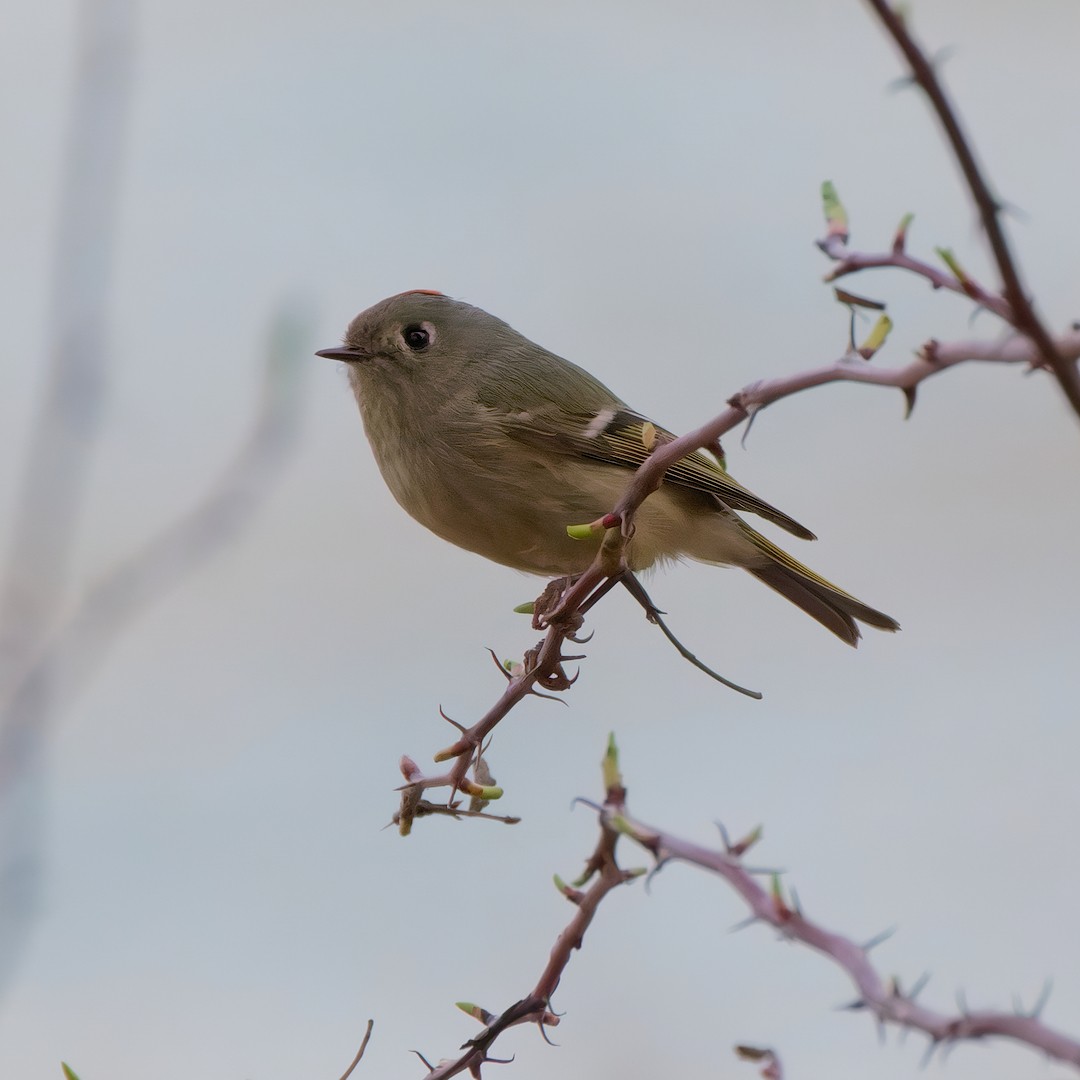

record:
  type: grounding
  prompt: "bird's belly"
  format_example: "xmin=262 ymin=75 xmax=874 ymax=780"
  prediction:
xmin=377 ymin=440 xmax=758 ymax=577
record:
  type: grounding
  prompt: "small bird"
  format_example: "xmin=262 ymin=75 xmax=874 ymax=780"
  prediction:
xmin=317 ymin=291 xmax=898 ymax=645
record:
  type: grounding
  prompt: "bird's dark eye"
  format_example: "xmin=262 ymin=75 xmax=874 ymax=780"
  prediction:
xmin=402 ymin=323 xmax=434 ymax=351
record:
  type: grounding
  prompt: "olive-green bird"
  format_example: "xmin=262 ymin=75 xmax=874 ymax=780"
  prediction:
xmin=317 ymin=291 xmax=898 ymax=645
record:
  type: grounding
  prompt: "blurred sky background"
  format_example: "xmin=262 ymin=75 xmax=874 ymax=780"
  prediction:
xmin=2 ymin=2 xmax=1080 ymax=1078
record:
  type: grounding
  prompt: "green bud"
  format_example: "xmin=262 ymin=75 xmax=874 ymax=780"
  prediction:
xmin=821 ymin=180 xmax=849 ymax=240
xmin=455 ymin=1001 xmax=494 ymax=1024
xmin=566 ymin=522 xmax=597 ymax=540
xmin=935 ymin=246 xmax=967 ymax=282
xmin=893 ymin=211 xmax=915 ymax=251
xmin=602 ymin=732 xmax=622 ymax=791
xmin=858 ymin=314 xmax=893 ymax=358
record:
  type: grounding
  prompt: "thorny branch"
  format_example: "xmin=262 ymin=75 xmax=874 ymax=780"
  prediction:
xmin=606 ymin=797 xmax=1080 ymax=1071
xmin=394 ymin=291 xmax=1080 ymax=832
xmin=412 ymin=740 xmax=638 ymax=1079
xmin=864 ymin=0 xmax=1080 ymax=420
xmin=394 ymin=7 xmax=1080 ymax=832
xmin=400 ymin=740 xmax=1078 ymax=1076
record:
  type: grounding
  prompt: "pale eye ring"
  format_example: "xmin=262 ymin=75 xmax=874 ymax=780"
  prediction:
xmin=402 ymin=322 xmax=435 ymax=351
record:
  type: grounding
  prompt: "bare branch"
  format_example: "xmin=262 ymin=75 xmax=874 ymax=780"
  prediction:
xmin=391 ymin=319 xmax=1080 ymax=829
xmin=0 ymin=309 xmax=309 ymax=755
xmin=0 ymin=308 xmax=309 ymax=986
xmin=417 ymin=744 xmax=637 ymax=1079
xmin=863 ymin=0 xmax=1080 ymax=420
xmin=0 ymin=0 xmax=137 ymax=991
xmin=387 ymin=13 xmax=1080 ymax=833
xmin=607 ymin=801 xmax=1080 ymax=1070
xmin=819 ymin=234 xmax=1012 ymax=321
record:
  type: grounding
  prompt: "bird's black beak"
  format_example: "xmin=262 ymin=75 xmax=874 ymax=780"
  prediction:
xmin=315 ymin=346 xmax=366 ymax=362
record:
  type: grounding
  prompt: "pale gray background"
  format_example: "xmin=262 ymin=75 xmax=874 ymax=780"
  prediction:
xmin=2 ymin=2 xmax=1079 ymax=1078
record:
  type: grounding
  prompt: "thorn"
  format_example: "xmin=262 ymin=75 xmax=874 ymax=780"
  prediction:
xmin=715 ymin=820 xmax=732 ymax=849
xmin=788 ymin=885 xmax=803 ymax=917
xmin=902 ymin=385 xmax=917 ymax=419
xmin=570 ymin=795 xmax=603 ymax=815
xmin=998 ymin=197 xmax=1030 ymax=224
xmin=729 ymin=913 xmax=759 ymax=934
xmin=410 ymin=1050 xmax=435 ymax=1070
xmin=837 ymin=997 xmax=866 ymax=1012
xmin=956 ymin=988 xmax=968 ymax=1015
xmin=919 ymin=1037 xmax=941 ymax=1068
xmin=740 ymin=405 xmax=760 ymax=449
xmin=439 ymin=704 xmax=467 ymax=732
xmin=863 ymin=926 xmax=897 ymax=952
xmin=526 ymin=686 xmax=570 ymax=705
xmin=930 ymin=44 xmax=956 ymax=69
xmin=887 ymin=73 xmax=918 ymax=93
xmin=643 ymin=858 xmax=669 ymax=893
xmin=908 ymin=971 xmax=931 ymax=1000
xmin=485 ymin=649 xmax=513 ymax=683
xmin=1032 ymin=977 xmax=1053 ymax=1018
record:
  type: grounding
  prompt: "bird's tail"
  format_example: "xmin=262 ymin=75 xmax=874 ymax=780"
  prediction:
xmin=741 ymin=525 xmax=900 ymax=647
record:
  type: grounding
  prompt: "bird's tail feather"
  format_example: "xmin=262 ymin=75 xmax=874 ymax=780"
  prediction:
xmin=742 ymin=526 xmax=900 ymax=647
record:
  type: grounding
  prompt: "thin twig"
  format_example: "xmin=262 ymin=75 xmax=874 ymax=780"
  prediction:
xmin=617 ymin=572 xmax=761 ymax=698
xmin=819 ymin=237 xmax=1011 ymax=321
xmin=418 ymin=747 xmax=636 ymax=1078
xmin=337 ymin=1019 xmax=374 ymax=1080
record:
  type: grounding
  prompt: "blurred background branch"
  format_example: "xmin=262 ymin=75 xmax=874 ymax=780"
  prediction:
xmin=0 ymin=0 xmax=308 ymax=994
xmin=0 ymin=0 xmax=137 ymax=991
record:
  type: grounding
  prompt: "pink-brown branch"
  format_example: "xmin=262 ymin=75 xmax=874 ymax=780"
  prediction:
xmin=819 ymin=233 xmax=1012 ymax=321
xmin=394 ymin=321 xmax=1080 ymax=830
xmin=417 ymin=762 xmax=635 ymax=1078
xmin=609 ymin=803 xmax=1080 ymax=1069
xmin=863 ymin=0 xmax=1080 ymax=420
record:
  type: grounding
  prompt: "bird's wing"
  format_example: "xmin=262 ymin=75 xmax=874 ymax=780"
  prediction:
xmin=495 ymin=403 xmax=816 ymax=540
